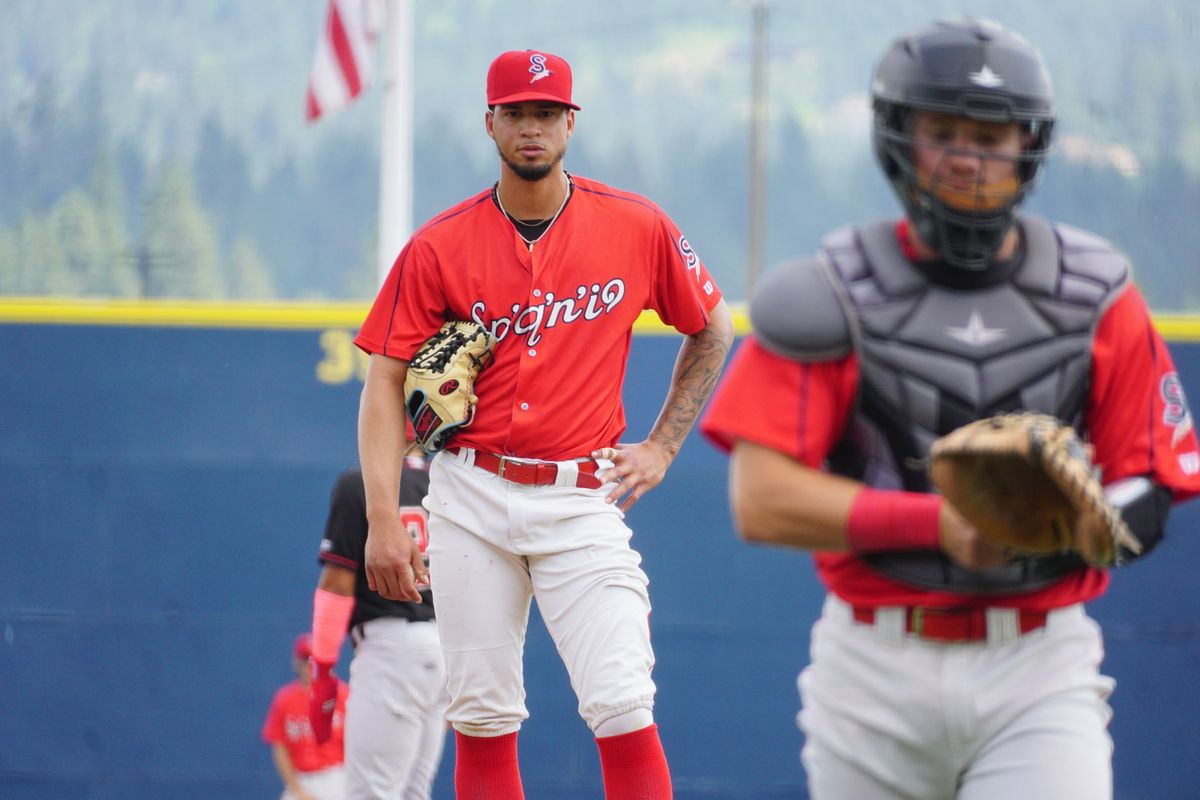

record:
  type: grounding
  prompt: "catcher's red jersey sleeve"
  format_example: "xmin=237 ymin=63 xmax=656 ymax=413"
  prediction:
xmin=1087 ymin=284 xmax=1200 ymax=500
xmin=700 ymin=336 xmax=858 ymax=467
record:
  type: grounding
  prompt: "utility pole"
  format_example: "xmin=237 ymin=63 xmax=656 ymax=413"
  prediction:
xmin=747 ymin=0 xmax=768 ymax=295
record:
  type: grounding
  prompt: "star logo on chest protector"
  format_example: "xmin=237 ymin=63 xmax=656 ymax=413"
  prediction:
xmin=944 ymin=310 xmax=1007 ymax=347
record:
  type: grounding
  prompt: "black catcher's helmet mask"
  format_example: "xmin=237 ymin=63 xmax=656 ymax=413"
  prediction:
xmin=871 ymin=18 xmax=1055 ymax=270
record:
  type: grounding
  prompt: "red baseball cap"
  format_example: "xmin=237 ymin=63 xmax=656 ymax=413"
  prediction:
xmin=487 ymin=50 xmax=581 ymax=110
xmin=293 ymin=633 xmax=313 ymax=660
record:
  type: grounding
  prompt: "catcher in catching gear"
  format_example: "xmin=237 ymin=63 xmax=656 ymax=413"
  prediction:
xmin=929 ymin=413 xmax=1143 ymax=567
xmin=404 ymin=321 xmax=495 ymax=453
xmin=702 ymin=17 xmax=1200 ymax=800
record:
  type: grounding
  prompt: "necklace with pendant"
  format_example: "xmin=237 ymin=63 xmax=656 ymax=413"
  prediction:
xmin=494 ymin=173 xmax=573 ymax=248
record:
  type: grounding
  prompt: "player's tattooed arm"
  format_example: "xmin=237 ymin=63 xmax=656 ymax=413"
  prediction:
xmin=654 ymin=299 xmax=735 ymax=456
xmin=595 ymin=299 xmax=734 ymax=510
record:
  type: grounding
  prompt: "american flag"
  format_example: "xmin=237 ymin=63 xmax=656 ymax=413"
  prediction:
xmin=305 ymin=0 xmax=383 ymax=122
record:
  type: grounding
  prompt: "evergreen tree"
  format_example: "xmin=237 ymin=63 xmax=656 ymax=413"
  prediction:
xmin=766 ymin=114 xmax=825 ymax=266
xmin=117 ymin=139 xmax=149 ymax=242
xmin=306 ymin=131 xmax=377 ymax=297
xmin=0 ymin=126 xmax=19 ymax=226
xmin=194 ymin=114 xmax=252 ymax=251
xmin=50 ymin=190 xmax=108 ymax=296
xmin=88 ymin=145 xmax=139 ymax=297
xmin=243 ymin=155 xmax=306 ymax=297
xmin=340 ymin=225 xmax=380 ymax=301
xmin=0 ymin=228 xmax=17 ymax=295
xmin=227 ymin=237 xmax=277 ymax=300
xmin=141 ymin=163 xmax=224 ymax=298
xmin=14 ymin=212 xmax=68 ymax=295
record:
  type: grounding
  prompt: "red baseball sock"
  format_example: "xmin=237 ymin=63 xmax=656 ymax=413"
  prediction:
xmin=595 ymin=724 xmax=672 ymax=800
xmin=455 ymin=730 xmax=524 ymax=800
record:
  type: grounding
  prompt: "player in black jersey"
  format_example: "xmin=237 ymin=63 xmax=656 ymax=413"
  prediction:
xmin=308 ymin=455 xmax=447 ymax=800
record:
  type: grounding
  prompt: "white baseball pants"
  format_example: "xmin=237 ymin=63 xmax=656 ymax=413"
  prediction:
xmin=425 ymin=449 xmax=656 ymax=737
xmin=282 ymin=765 xmax=345 ymax=800
xmin=344 ymin=617 xmax=448 ymax=800
xmin=799 ymin=595 xmax=1115 ymax=800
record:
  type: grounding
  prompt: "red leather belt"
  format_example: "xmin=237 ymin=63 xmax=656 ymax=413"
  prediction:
xmin=852 ymin=605 xmax=1048 ymax=642
xmin=452 ymin=448 xmax=604 ymax=490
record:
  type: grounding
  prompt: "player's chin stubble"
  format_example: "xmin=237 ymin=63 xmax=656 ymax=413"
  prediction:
xmin=498 ymin=143 xmax=567 ymax=182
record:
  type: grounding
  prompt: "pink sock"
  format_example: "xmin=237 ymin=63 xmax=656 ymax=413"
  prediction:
xmin=454 ymin=730 xmax=524 ymax=800
xmin=595 ymin=724 xmax=672 ymax=800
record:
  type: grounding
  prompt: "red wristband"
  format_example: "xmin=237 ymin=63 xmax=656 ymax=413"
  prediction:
xmin=846 ymin=488 xmax=942 ymax=553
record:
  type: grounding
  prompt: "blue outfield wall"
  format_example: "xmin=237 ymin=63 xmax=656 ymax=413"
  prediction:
xmin=2 ymin=308 xmax=1199 ymax=799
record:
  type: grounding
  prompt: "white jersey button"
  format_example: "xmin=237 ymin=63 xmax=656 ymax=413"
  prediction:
xmin=533 ymin=289 xmax=542 ymax=297
xmin=528 ymin=349 xmax=537 ymax=357
xmin=520 ymin=402 xmax=530 ymax=411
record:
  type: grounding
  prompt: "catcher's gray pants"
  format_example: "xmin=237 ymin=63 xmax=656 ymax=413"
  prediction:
xmin=345 ymin=617 xmax=448 ymax=800
xmin=799 ymin=595 xmax=1114 ymax=800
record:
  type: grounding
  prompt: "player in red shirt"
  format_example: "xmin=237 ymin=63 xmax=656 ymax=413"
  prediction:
xmin=702 ymin=18 xmax=1200 ymax=800
xmin=354 ymin=49 xmax=733 ymax=800
xmin=262 ymin=633 xmax=350 ymax=800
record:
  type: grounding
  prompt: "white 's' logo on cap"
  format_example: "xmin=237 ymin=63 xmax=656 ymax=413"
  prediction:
xmin=529 ymin=53 xmax=552 ymax=83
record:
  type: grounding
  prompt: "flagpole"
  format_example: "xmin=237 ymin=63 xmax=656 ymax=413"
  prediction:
xmin=378 ymin=0 xmax=413 ymax=285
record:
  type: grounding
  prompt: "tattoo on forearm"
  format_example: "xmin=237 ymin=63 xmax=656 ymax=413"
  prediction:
xmin=652 ymin=322 xmax=733 ymax=455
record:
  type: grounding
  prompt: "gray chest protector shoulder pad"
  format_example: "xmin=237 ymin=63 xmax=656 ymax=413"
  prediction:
xmin=1041 ymin=221 xmax=1131 ymax=306
xmin=749 ymin=237 xmax=854 ymax=362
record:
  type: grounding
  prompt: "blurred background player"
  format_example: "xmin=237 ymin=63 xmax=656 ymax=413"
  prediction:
xmin=702 ymin=17 xmax=1200 ymax=800
xmin=354 ymin=48 xmax=733 ymax=800
xmin=309 ymin=454 xmax=448 ymax=800
xmin=262 ymin=633 xmax=349 ymax=800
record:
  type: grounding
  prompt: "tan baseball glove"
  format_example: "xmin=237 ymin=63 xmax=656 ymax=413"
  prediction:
xmin=928 ymin=412 xmax=1142 ymax=567
xmin=404 ymin=321 xmax=495 ymax=454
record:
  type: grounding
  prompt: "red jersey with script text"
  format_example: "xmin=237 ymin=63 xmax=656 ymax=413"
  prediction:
xmin=356 ymin=174 xmax=722 ymax=460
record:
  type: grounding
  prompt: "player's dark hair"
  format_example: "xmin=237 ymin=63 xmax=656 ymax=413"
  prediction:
xmin=871 ymin=18 xmax=1055 ymax=270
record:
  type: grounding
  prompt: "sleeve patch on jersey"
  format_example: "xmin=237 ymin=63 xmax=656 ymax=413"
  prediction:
xmin=677 ymin=235 xmax=702 ymax=282
xmin=1160 ymin=372 xmax=1195 ymax=449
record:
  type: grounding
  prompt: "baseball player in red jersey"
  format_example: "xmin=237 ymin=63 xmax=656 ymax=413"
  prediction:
xmin=262 ymin=634 xmax=349 ymax=800
xmin=308 ymin=457 xmax=448 ymax=800
xmin=701 ymin=18 xmax=1200 ymax=800
xmin=354 ymin=49 xmax=733 ymax=800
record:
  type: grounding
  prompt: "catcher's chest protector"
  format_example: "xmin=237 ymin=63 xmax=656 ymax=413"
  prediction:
xmin=824 ymin=216 xmax=1129 ymax=592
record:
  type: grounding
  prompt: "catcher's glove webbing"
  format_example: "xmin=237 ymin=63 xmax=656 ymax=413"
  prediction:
xmin=404 ymin=321 xmax=495 ymax=454
xmin=928 ymin=412 xmax=1142 ymax=567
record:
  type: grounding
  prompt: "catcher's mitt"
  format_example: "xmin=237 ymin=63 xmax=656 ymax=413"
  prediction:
xmin=928 ymin=412 xmax=1142 ymax=567
xmin=404 ymin=321 xmax=495 ymax=454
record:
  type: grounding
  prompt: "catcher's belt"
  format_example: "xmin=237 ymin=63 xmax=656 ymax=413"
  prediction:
xmin=450 ymin=447 xmax=605 ymax=490
xmin=851 ymin=603 xmax=1049 ymax=643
